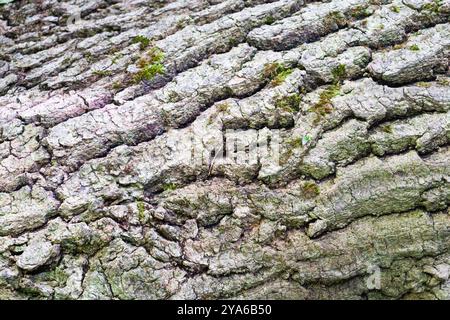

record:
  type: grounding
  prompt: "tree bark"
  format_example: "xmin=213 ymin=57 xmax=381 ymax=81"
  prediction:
xmin=0 ymin=0 xmax=449 ymax=299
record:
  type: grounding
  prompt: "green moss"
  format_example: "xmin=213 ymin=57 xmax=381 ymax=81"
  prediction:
xmin=217 ymin=102 xmax=230 ymax=113
xmin=17 ymin=286 xmax=42 ymax=298
xmin=223 ymin=87 xmax=233 ymax=97
xmin=307 ymin=65 xmax=345 ymax=124
xmin=275 ymin=94 xmax=301 ymax=113
xmin=287 ymin=137 xmax=302 ymax=149
xmin=271 ymin=69 xmax=294 ymax=86
xmin=436 ymin=77 xmax=449 ymax=86
xmin=227 ymin=37 xmax=240 ymax=47
xmin=134 ymin=63 xmax=165 ymax=82
xmin=112 ymin=81 xmax=122 ymax=90
xmin=132 ymin=35 xmax=151 ymax=50
xmin=323 ymin=11 xmax=347 ymax=28
xmin=207 ymin=102 xmax=231 ymax=125
xmin=207 ymin=114 xmax=216 ymax=126
xmin=133 ymin=47 xmax=165 ymax=83
xmin=393 ymin=42 xmax=406 ymax=50
xmin=381 ymin=124 xmax=393 ymax=134
xmin=92 ymin=69 xmax=112 ymax=77
xmin=108 ymin=46 xmax=120 ymax=55
xmin=137 ymin=201 xmax=146 ymax=222
xmin=421 ymin=0 xmax=443 ymax=13
xmin=176 ymin=18 xmax=190 ymax=30
xmin=262 ymin=62 xmax=282 ymax=78
xmin=167 ymin=91 xmax=181 ymax=103
xmin=409 ymin=44 xmax=420 ymax=51
xmin=301 ymin=181 xmax=320 ymax=198
xmin=309 ymin=84 xmax=340 ymax=124
xmin=62 ymin=57 xmax=71 ymax=65
xmin=111 ymin=53 xmax=124 ymax=64
xmin=264 ymin=15 xmax=276 ymax=25
xmin=416 ymin=81 xmax=432 ymax=88
xmin=331 ymin=64 xmax=347 ymax=83
xmin=350 ymin=5 xmax=371 ymax=18
xmin=47 ymin=267 xmax=69 ymax=286
xmin=77 ymin=29 xmax=97 ymax=38
xmin=390 ymin=5 xmax=400 ymax=13
xmin=280 ymin=135 xmax=306 ymax=165
xmin=84 ymin=51 xmax=94 ymax=63
xmin=262 ymin=62 xmax=293 ymax=86
xmin=162 ymin=183 xmax=178 ymax=192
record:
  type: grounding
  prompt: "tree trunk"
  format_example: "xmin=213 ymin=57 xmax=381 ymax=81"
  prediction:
xmin=0 ymin=0 xmax=449 ymax=299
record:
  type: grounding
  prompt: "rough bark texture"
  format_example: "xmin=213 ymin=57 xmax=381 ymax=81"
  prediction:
xmin=0 ymin=0 xmax=449 ymax=300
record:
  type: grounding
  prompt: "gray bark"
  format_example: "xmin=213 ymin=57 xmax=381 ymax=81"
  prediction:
xmin=0 ymin=0 xmax=449 ymax=299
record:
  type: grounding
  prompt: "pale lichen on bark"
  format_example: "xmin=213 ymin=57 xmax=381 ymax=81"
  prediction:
xmin=0 ymin=0 xmax=449 ymax=300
